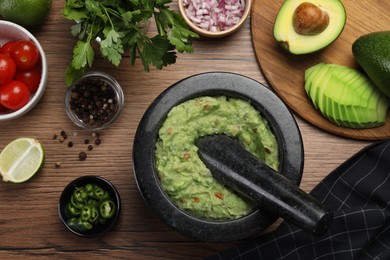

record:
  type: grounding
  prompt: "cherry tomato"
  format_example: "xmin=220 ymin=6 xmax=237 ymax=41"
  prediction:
xmin=0 ymin=80 xmax=31 ymax=111
xmin=0 ymin=53 xmax=16 ymax=85
xmin=11 ymin=40 xmax=40 ymax=70
xmin=14 ymin=66 xmax=41 ymax=92
xmin=0 ymin=41 xmax=17 ymax=55
xmin=0 ymin=102 xmax=7 ymax=113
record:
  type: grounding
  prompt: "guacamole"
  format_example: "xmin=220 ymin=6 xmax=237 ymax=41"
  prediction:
xmin=155 ymin=96 xmax=279 ymax=220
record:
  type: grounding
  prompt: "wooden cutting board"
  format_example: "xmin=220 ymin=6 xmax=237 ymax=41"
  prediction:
xmin=251 ymin=0 xmax=390 ymax=140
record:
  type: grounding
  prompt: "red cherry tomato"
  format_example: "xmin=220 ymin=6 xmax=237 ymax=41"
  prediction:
xmin=0 ymin=102 xmax=7 ymax=113
xmin=0 ymin=40 xmax=17 ymax=55
xmin=14 ymin=66 xmax=41 ymax=92
xmin=0 ymin=80 xmax=31 ymax=111
xmin=11 ymin=40 xmax=40 ymax=70
xmin=0 ymin=53 xmax=16 ymax=84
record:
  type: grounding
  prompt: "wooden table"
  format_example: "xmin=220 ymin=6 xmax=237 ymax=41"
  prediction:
xmin=0 ymin=1 xmax=371 ymax=259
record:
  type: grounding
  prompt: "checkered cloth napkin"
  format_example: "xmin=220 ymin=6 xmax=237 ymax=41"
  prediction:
xmin=207 ymin=140 xmax=390 ymax=260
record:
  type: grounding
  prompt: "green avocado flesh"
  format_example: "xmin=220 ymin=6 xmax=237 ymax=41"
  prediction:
xmin=305 ymin=63 xmax=389 ymax=128
xmin=274 ymin=0 xmax=346 ymax=54
xmin=155 ymin=96 xmax=279 ymax=220
xmin=352 ymin=31 xmax=390 ymax=98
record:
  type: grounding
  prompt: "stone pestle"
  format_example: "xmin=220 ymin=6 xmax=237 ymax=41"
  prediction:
xmin=196 ymin=134 xmax=332 ymax=236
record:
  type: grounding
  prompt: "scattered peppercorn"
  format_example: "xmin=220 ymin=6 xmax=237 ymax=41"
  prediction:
xmin=94 ymin=138 xmax=101 ymax=145
xmin=79 ymin=152 xmax=87 ymax=161
xmin=69 ymin=77 xmax=118 ymax=128
xmin=53 ymin=129 xmax=104 ymax=163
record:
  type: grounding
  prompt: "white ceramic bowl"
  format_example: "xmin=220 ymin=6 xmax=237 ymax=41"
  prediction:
xmin=0 ymin=20 xmax=48 ymax=121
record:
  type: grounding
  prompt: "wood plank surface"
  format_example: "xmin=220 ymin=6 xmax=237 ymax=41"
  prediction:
xmin=252 ymin=0 xmax=390 ymax=140
xmin=0 ymin=1 xmax=370 ymax=259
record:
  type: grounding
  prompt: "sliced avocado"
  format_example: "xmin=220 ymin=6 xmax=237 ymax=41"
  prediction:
xmin=304 ymin=63 xmax=325 ymax=109
xmin=274 ymin=0 xmax=346 ymax=54
xmin=352 ymin=31 xmax=390 ymax=97
xmin=304 ymin=63 xmax=389 ymax=129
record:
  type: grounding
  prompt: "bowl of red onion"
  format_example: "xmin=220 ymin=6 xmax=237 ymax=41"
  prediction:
xmin=178 ymin=0 xmax=252 ymax=37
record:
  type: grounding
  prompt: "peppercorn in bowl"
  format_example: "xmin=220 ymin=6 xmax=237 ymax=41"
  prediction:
xmin=58 ymin=176 xmax=121 ymax=237
xmin=65 ymin=71 xmax=124 ymax=131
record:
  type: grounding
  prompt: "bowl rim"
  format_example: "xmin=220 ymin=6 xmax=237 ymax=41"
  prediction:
xmin=0 ymin=20 xmax=48 ymax=121
xmin=58 ymin=175 xmax=121 ymax=237
xmin=64 ymin=71 xmax=125 ymax=131
xmin=133 ymin=72 xmax=304 ymax=242
xmin=178 ymin=0 xmax=253 ymax=38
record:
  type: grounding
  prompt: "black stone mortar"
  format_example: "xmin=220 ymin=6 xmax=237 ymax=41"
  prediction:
xmin=133 ymin=72 xmax=308 ymax=242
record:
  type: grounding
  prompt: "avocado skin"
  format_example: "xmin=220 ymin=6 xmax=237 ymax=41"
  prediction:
xmin=352 ymin=31 xmax=390 ymax=97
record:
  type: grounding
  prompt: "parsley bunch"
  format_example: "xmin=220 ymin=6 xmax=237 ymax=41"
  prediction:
xmin=63 ymin=0 xmax=198 ymax=85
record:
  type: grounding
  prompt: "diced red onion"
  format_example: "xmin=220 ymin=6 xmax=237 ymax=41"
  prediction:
xmin=183 ymin=0 xmax=246 ymax=32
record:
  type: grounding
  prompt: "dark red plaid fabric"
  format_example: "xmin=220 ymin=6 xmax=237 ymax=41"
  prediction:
xmin=207 ymin=140 xmax=390 ymax=260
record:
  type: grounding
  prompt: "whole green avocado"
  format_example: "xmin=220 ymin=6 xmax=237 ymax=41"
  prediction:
xmin=352 ymin=31 xmax=390 ymax=97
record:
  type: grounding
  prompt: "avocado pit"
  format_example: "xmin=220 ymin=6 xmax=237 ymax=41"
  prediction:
xmin=293 ymin=2 xmax=329 ymax=35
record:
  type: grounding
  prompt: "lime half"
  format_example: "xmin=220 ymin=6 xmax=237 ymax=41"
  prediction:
xmin=0 ymin=138 xmax=44 ymax=183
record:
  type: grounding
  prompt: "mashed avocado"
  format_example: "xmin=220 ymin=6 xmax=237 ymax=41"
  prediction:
xmin=155 ymin=96 xmax=279 ymax=220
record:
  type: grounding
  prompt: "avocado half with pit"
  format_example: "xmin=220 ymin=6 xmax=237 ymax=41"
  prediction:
xmin=273 ymin=0 xmax=346 ymax=54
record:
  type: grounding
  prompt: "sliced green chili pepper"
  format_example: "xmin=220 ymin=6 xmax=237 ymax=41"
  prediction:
xmin=80 ymin=205 xmax=93 ymax=222
xmin=65 ymin=183 xmax=116 ymax=233
xmin=67 ymin=218 xmax=93 ymax=232
xmin=70 ymin=194 xmax=84 ymax=209
xmin=89 ymin=206 xmax=99 ymax=224
xmin=73 ymin=188 xmax=88 ymax=203
xmin=99 ymin=190 xmax=110 ymax=201
xmin=93 ymin=186 xmax=105 ymax=200
xmin=65 ymin=202 xmax=81 ymax=218
xmin=99 ymin=199 xmax=116 ymax=219
xmin=85 ymin=183 xmax=94 ymax=192
xmin=87 ymin=199 xmax=98 ymax=207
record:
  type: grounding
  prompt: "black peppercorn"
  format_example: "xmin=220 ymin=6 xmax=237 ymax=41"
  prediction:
xmin=68 ymin=141 xmax=73 ymax=148
xmin=69 ymin=77 xmax=119 ymax=128
xmin=79 ymin=152 xmax=87 ymax=161
xmin=94 ymin=138 xmax=101 ymax=145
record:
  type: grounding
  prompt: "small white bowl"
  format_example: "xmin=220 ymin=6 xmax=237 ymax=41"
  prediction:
xmin=0 ymin=20 xmax=48 ymax=121
xmin=178 ymin=0 xmax=253 ymax=38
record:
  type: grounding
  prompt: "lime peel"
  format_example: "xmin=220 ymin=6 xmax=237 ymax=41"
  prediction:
xmin=0 ymin=138 xmax=45 ymax=183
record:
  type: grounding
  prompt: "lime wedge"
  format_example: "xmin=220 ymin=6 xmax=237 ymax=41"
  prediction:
xmin=0 ymin=138 xmax=44 ymax=183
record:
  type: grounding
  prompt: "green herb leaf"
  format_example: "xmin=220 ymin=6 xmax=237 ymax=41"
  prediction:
xmin=141 ymin=35 xmax=177 ymax=70
xmin=65 ymin=66 xmax=85 ymax=87
xmin=72 ymin=41 xmax=94 ymax=70
xmin=63 ymin=0 xmax=198 ymax=86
